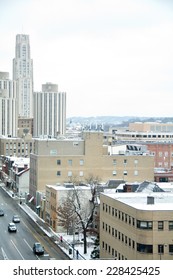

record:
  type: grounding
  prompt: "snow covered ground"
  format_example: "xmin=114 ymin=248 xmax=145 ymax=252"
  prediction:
xmin=58 ymin=232 xmax=96 ymax=260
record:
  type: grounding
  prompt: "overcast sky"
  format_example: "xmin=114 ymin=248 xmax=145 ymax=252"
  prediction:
xmin=1 ymin=0 xmax=173 ymax=118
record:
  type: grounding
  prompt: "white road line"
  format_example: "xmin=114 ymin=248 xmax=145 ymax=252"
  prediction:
xmin=10 ymin=240 xmax=25 ymax=260
xmin=23 ymin=238 xmax=32 ymax=250
xmin=1 ymin=247 xmax=9 ymax=260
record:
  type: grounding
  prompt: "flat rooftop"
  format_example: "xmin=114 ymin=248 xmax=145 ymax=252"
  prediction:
xmin=102 ymin=192 xmax=173 ymax=211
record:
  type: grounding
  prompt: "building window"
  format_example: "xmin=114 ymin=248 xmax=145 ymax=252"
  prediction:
xmin=68 ymin=159 xmax=72 ymax=166
xmin=57 ymin=171 xmax=61 ymax=176
xmin=169 ymin=221 xmax=173 ymax=230
xmin=123 ymin=170 xmax=127 ymax=175
xmin=134 ymin=170 xmax=138 ymax=176
xmin=113 ymin=159 xmax=116 ymax=165
xmin=158 ymin=244 xmax=164 ymax=254
xmin=79 ymin=171 xmax=84 ymax=177
xmin=137 ymin=244 xmax=153 ymax=254
xmin=113 ymin=170 xmax=117 ymax=176
xmin=68 ymin=171 xmax=72 ymax=177
xmin=158 ymin=221 xmax=164 ymax=230
xmin=80 ymin=159 xmax=84 ymax=166
xmin=124 ymin=159 xmax=127 ymax=165
xmin=134 ymin=159 xmax=138 ymax=165
xmin=57 ymin=159 xmax=61 ymax=165
xmin=169 ymin=244 xmax=173 ymax=254
xmin=73 ymin=142 xmax=79 ymax=146
xmin=137 ymin=220 xmax=153 ymax=230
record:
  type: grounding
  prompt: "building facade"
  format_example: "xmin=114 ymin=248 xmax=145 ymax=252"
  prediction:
xmin=0 ymin=136 xmax=35 ymax=158
xmin=100 ymin=192 xmax=173 ymax=260
xmin=33 ymin=82 xmax=66 ymax=137
xmin=45 ymin=184 xmax=92 ymax=233
xmin=13 ymin=34 xmax=33 ymax=118
xmin=0 ymin=72 xmax=17 ymax=137
xmin=29 ymin=131 xmax=154 ymax=201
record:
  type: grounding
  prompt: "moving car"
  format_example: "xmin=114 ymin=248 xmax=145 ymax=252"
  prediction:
xmin=8 ymin=222 xmax=17 ymax=232
xmin=0 ymin=209 xmax=4 ymax=216
xmin=33 ymin=242 xmax=44 ymax=255
xmin=12 ymin=215 xmax=20 ymax=223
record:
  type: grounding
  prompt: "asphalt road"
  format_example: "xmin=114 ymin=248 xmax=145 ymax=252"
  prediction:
xmin=0 ymin=186 xmax=69 ymax=260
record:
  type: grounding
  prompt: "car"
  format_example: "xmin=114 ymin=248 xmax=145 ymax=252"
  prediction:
xmin=33 ymin=242 xmax=44 ymax=255
xmin=12 ymin=215 xmax=20 ymax=223
xmin=8 ymin=222 xmax=17 ymax=232
xmin=0 ymin=209 xmax=4 ymax=216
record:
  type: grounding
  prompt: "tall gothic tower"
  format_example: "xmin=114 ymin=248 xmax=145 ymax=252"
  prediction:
xmin=13 ymin=34 xmax=33 ymax=118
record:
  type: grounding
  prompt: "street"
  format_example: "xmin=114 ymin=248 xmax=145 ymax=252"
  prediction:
xmin=0 ymin=185 xmax=69 ymax=260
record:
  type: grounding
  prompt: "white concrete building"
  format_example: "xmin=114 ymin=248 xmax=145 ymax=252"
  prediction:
xmin=33 ymin=82 xmax=66 ymax=137
xmin=0 ymin=72 xmax=17 ymax=137
xmin=13 ymin=34 xmax=33 ymax=118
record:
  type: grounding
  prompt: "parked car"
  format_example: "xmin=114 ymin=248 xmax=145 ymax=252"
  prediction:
xmin=0 ymin=209 xmax=4 ymax=216
xmin=12 ymin=215 xmax=20 ymax=223
xmin=33 ymin=242 xmax=44 ymax=255
xmin=8 ymin=222 xmax=17 ymax=232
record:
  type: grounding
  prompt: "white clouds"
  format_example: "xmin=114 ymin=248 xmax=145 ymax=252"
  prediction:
xmin=1 ymin=0 xmax=173 ymax=117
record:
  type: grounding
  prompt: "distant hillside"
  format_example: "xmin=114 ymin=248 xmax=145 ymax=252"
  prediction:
xmin=67 ymin=116 xmax=173 ymax=126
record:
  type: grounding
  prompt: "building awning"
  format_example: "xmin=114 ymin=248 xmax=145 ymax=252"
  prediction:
xmin=28 ymin=196 xmax=34 ymax=203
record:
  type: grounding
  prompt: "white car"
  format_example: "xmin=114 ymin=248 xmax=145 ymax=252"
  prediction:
xmin=8 ymin=222 xmax=17 ymax=232
xmin=12 ymin=215 xmax=20 ymax=223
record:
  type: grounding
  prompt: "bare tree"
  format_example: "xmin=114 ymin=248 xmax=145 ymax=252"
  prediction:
xmin=57 ymin=194 xmax=77 ymax=234
xmin=72 ymin=186 xmax=96 ymax=254
xmin=57 ymin=184 xmax=97 ymax=254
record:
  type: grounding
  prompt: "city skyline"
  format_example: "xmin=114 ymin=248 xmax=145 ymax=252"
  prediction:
xmin=1 ymin=0 xmax=173 ymax=118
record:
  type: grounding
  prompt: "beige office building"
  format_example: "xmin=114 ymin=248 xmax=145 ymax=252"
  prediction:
xmin=29 ymin=131 xmax=154 ymax=202
xmin=100 ymin=192 xmax=173 ymax=260
xmin=0 ymin=135 xmax=34 ymax=157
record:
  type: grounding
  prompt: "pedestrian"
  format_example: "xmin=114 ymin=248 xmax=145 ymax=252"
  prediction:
xmin=76 ymin=249 xmax=79 ymax=259
xmin=60 ymin=236 xmax=63 ymax=243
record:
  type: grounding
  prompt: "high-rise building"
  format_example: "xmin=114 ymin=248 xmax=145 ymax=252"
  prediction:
xmin=0 ymin=72 xmax=17 ymax=137
xmin=13 ymin=34 xmax=33 ymax=118
xmin=33 ymin=82 xmax=66 ymax=137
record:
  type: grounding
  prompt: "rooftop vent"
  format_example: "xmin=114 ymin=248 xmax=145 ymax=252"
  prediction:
xmin=147 ymin=196 xmax=154 ymax=205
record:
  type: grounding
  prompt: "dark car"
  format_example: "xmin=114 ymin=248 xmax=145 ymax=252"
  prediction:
xmin=0 ymin=209 xmax=4 ymax=216
xmin=12 ymin=215 xmax=20 ymax=223
xmin=8 ymin=222 xmax=17 ymax=232
xmin=33 ymin=242 xmax=44 ymax=255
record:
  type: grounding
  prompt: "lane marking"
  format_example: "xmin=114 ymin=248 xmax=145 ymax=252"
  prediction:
xmin=11 ymin=239 xmax=25 ymax=260
xmin=23 ymin=238 xmax=32 ymax=250
xmin=1 ymin=247 xmax=9 ymax=260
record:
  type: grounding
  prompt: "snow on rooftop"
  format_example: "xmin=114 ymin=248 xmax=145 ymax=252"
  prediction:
xmin=102 ymin=192 xmax=173 ymax=211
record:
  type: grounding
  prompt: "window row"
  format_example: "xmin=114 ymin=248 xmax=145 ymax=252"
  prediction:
xmin=112 ymin=159 xmax=138 ymax=166
xmin=57 ymin=159 xmax=84 ymax=166
xmin=102 ymin=203 xmax=173 ymax=230
xmin=102 ymin=241 xmax=127 ymax=260
xmin=102 ymin=222 xmax=136 ymax=249
xmin=57 ymin=170 xmax=84 ymax=177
